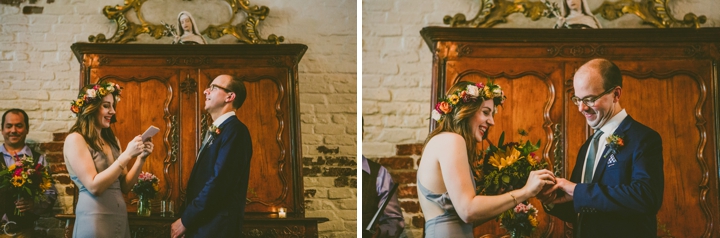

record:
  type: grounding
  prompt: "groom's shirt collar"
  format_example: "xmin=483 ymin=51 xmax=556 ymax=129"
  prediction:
xmin=213 ymin=111 xmax=235 ymax=127
xmin=598 ymin=109 xmax=627 ymax=135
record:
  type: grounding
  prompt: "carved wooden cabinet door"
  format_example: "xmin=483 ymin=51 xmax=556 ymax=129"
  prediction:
xmin=422 ymin=28 xmax=720 ymax=237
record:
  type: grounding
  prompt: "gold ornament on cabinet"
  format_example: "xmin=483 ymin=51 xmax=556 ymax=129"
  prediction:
xmin=443 ymin=0 xmax=706 ymax=29
xmin=88 ymin=0 xmax=284 ymax=44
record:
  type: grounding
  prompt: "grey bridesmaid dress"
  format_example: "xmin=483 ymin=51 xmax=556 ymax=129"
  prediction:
xmin=418 ymin=176 xmax=475 ymax=238
xmin=66 ymin=145 xmax=130 ymax=238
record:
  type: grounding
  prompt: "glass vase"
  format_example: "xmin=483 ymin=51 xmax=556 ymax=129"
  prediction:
xmin=137 ymin=195 xmax=151 ymax=217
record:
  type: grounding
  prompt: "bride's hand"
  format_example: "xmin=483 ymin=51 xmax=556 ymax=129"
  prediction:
xmin=522 ymin=169 xmax=556 ymax=197
xmin=123 ymin=136 xmax=144 ymax=158
xmin=139 ymin=138 xmax=154 ymax=159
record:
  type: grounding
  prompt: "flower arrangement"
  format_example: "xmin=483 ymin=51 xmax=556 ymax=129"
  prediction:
xmin=132 ymin=171 xmax=159 ymax=199
xmin=474 ymin=129 xmax=547 ymax=238
xmin=432 ymin=81 xmax=506 ymax=122
xmin=70 ymin=82 xmax=122 ymax=115
xmin=0 ymin=154 xmax=54 ymax=216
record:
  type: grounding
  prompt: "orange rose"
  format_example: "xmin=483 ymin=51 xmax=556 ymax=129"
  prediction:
xmin=438 ymin=101 xmax=452 ymax=114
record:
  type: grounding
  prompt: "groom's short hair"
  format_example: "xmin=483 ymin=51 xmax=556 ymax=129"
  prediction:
xmin=596 ymin=59 xmax=622 ymax=90
xmin=228 ymin=76 xmax=247 ymax=109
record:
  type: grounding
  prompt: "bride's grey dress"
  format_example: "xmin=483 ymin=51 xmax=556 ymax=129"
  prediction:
xmin=66 ymin=145 xmax=130 ymax=238
xmin=418 ymin=176 xmax=474 ymax=238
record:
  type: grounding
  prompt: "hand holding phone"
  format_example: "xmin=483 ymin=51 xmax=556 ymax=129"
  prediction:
xmin=142 ymin=126 xmax=160 ymax=142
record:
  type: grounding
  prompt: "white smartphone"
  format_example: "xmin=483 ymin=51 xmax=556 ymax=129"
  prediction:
xmin=141 ymin=126 xmax=160 ymax=142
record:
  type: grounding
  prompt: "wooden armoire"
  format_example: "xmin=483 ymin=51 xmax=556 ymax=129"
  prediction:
xmin=421 ymin=28 xmax=720 ymax=237
xmin=56 ymin=43 xmax=327 ymax=237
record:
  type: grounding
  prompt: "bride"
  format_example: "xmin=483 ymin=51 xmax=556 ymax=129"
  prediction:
xmin=417 ymin=81 xmax=555 ymax=237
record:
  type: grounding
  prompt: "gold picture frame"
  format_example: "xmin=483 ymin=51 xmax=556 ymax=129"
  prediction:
xmin=88 ymin=0 xmax=284 ymax=44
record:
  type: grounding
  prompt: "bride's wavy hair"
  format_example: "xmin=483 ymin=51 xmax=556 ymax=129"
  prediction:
xmin=69 ymin=84 xmax=120 ymax=153
xmin=423 ymin=81 xmax=502 ymax=163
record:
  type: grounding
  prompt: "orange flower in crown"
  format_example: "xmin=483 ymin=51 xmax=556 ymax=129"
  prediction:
xmin=432 ymin=80 xmax=506 ymax=122
xmin=70 ymin=82 xmax=122 ymax=116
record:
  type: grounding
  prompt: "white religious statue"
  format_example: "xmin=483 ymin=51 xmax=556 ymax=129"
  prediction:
xmin=554 ymin=0 xmax=601 ymax=29
xmin=172 ymin=11 xmax=207 ymax=44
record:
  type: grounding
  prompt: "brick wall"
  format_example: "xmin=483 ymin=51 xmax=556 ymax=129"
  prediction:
xmin=1 ymin=0 xmax=356 ymax=237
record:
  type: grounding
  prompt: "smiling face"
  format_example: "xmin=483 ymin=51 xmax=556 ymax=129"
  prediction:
xmin=94 ymin=94 xmax=116 ymax=129
xmin=468 ymin=99 xmax=496 ymax=142
xmin=2 ymin=112 xmax=28 ymax=149
xmin=203 ymin=75 xmax=233 ymax=114
xmin=573 ymin=66 xmax=618 ymax=129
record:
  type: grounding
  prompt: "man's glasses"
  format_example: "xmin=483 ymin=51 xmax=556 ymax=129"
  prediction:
xmin=207 ymin=84 xmax=232 ymax=93
xmin=570 ymin=86 xmax=617 ymax=107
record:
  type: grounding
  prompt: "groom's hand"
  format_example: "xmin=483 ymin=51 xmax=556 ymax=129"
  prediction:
xmin=171 ymin=218 xmax=186 ymax=238
xmin=549 ymin=178 xmax=576 ymax=204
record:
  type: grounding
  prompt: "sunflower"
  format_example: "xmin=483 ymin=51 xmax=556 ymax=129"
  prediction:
xmin=11 ymin=176 xmax=25 ymax=187
xmin=489 ymin=147 xmax=521 ymax=170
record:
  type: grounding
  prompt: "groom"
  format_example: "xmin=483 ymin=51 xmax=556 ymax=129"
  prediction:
xmin=171 ymin=75 xmax=253 ymax=238
xmin=540 ymin=59 xmax=664 ymax=237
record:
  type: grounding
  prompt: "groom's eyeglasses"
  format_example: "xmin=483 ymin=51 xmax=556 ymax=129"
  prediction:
xmin=207 ymin=84 xmax=233 ymax=93
xmin=571 ymin=86 xmax=617 ymax=107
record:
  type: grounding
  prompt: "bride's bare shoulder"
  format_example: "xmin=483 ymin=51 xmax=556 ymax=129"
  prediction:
xmin=427 ymin=132 xmax=465 ymax=145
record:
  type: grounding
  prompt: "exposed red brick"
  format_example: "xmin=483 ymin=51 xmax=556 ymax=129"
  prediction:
xmin=400 ymin=201 xmax=420 ymax=213
xmin=388 ymin=171 xmax=416 ymax=184
xmin=411 ymin=215 xmax=425 ymax=229
xmin=44 ymin=153 xmax=64 ymax=163
xmin=398 ymin=184 xmax=417 ymax=199
xmin=52 ymin=133 xmax=69 ymax=142
xmin=37 ymin=142 xmax=63 ymax=153
xmin=49 ymin=163 xmax=67 ymax=174
xmin=376 ymin=156 xmax=413 ymax=170
xmin=396 ymin=144 xmax=423 ymax=156
xmin=54 ymin=175 xmax=71 ymax=185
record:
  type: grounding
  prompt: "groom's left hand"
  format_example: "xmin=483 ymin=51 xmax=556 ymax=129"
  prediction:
xmin=171 ymin=218 xmax=186 ymax=238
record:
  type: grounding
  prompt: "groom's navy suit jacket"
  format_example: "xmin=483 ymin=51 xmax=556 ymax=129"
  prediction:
xmin=548 ymin=116 xmax=664 ymax=238
xmin=181 ymin=115 xmax=253 ymax=237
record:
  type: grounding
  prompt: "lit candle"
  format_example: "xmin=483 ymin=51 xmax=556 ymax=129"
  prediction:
xmin=278 ymin=207 xmax=286 ymax=218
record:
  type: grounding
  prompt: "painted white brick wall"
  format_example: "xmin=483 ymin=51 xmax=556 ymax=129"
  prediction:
xmin=362 ymin=0 xmax=720 ymax=158
xmin=1 ymin=0 xmax=356 ymax=237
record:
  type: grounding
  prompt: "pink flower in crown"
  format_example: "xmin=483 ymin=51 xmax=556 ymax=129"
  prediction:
xmin=476 ymin=82 xmax=485 ymax=89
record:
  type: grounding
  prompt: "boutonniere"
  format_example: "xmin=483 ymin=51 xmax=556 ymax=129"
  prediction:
xmin=209 ymin=125 xmax=221 ymax=136
xmin=605 ymin=134 xmax=624 ymax=155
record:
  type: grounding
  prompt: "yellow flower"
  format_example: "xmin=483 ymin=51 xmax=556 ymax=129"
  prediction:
xmin=7 ymin=164 xmax=15 ymax=171
xmin=40 ymin=177 xmax=52 ymax=191
xmin=11 ymin=176 xmax=25 ymax=187
xmin=484 ymin=87 xmax=493 ymax=99
xmin=98 ymin=88 xmax=108 ymax=96
xmin=448 ymin=95 xmax=460 ymax=105
xmin=527 ymin=154 xmax=538 ymax=166
xmin=75 ymin=99 xmax=84 ymax=107
xmin=489 ymin=147 xmax=521 ymax=170
xmin=529 ymin=214 xmax=538 ymax=227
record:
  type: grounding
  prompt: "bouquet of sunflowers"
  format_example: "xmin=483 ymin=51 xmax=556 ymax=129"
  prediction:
xmin=474 ymin=129 xmax=547 ymax=238
xmin=0 ymin=154 xmax=54 ymax=216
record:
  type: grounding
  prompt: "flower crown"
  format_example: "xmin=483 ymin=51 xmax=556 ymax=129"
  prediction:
xmin=70 ymin=82 xmax=123 ymax=115
xmin=432 ymin=81 xmax=506 ymax=122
